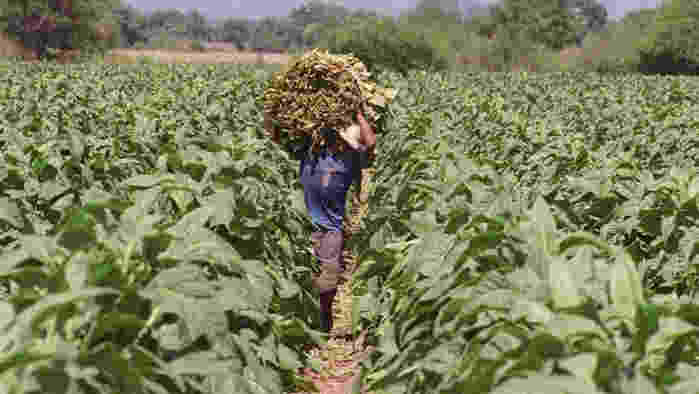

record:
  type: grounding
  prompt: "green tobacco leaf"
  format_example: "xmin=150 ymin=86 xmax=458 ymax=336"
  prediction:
xmin=510 ymin=300 xmax=554 ymax=324
xmin=549 ymin=256 xmax=584 ymax=309
xmin=276 ymin=276 xmax=301 ymax=299
xmin=93 ymin=263 xmax=115 ymax=282
xmin=0 ymin=301 xmax=14 ymax=331
xmin=89 ymin=312 xmax=146 ymax=346
xmin=154 ymin=323 xmax=189 ymax=351
xmin=558 ymin=353 xmax=598 ymax=385
xmin=646 ymin=317 xmax=698 ymax=359
xmin=547 ymin=314 xmax=607 ymax=343
xmin=277 ymin=343 xmax=302 ymax=370
xmin=144 ymin=265 xmax=229 ymax=342
xmin=217 ymin=277 xmax=269 ymax=314
xmin=8 ymin=288 xmax=120 ymax=348
xmin=403 ymin=210 xmax=440 ymax=236
xmin=146 ymin=264 xmax=216 ymax=297
xmin=0 ymin=249 xmax=31 ymax=277
xmin=0 ymin=197 xmax=25 ymax=229
xmin=533 ymin=196 xmax=556 ymax=253
xmin=639 ymin=303 xmax=660 ymax=334
xmin=625 ymin=372 xmax=660 ymax=394
xmin=16 ymin=235 xmax=62 ymax=264
xmin=493 ymin=374 xmax=602 ymax=394
xmin=0 ymin=351 xmax=52 ymax=374
xmin=65 ymin=252 xmax=89 ymax=290
xmin=558 ymin=232 xmax=615 ymax=256
xmin=669 ymin=376 xmax=699 ymax=394
xmin=610 ymin=252 xmax=645 ymax=322
xmin=168 ymin=351 xmax=232 ymax=376
xmin=122 ymin=174 xmax=176 ymax=189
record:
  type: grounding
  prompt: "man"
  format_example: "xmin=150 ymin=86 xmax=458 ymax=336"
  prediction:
xmin=265 ymin=110 xmax=376 ymax=333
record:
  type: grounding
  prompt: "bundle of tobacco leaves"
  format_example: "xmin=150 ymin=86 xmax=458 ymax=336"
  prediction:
xmin=263 ymin=49 xmax=395 ymax=152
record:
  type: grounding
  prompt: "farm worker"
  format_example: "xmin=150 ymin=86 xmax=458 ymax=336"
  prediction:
xmin=264 ymin=110 xmax=376 ymax=333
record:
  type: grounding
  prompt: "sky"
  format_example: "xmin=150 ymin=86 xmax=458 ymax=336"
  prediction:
xmin=124 ymin=0 xmax=664 ymax=21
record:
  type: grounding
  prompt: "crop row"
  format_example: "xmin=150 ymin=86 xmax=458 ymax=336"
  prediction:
xmin=1 ymin=61 xmax=698 ymax=394
xmin=0 ymin=62 xmax=321 ymax=394
xmin=352 ymin=70 xmax=699 ymax=393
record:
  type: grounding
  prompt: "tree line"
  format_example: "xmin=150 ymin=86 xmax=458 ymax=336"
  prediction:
xmin=1 ymin=0 xmax=697 ymax=75
xmin=0 ymin=0 xmax=609 ymax=54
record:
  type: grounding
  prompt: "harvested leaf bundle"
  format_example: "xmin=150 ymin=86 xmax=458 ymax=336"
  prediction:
xmin=263 ymin=49 xmax=395 ymax=152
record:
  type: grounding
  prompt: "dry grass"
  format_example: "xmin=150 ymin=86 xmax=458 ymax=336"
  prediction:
xmin=105 ymin=48 xmax=292 ymax=65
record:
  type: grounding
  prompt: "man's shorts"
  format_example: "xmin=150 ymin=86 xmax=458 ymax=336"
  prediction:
xmin=311 ymin=230 xmax=345 ymax=294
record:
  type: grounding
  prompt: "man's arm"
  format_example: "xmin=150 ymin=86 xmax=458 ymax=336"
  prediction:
xmin=356 ymin=110 xmax=376 ymax=151
xmin=264 ymin=114 xmax=282 ymax=145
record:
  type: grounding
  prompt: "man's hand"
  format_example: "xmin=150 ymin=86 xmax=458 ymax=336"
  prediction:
xmin=356 ymin=110 xmax=376 ymax=151
xmin=264 ymin=115 xmax=281 ymax=144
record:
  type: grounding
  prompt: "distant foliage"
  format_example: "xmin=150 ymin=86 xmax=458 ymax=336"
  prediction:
xmin=318 ymin=16 xmax=447 ymax=76
xmin=190 ymin=39 xmax=205 ymax=52
xmin=488 ymin=0 xmax=583 ymax=50
xmin=637 ymin=0 xmax=699 ymax=75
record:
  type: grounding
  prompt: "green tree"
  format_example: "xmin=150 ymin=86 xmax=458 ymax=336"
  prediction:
xmin=220 ymin=17 xmax=253 ymax=49
xmin=392 ymin=0 xmax=466 ymax=66
xmin=621 ymin=8 xmax=659 ymax=31
xmin=250 ymin=16 xmax=301 ymax=50
xmin=185 ymin=9 xmax=210 ymax=41
xmin=318 ymin=15 xmax=447 ymax=76
xmin=569 ymin=0 xmax=607 ymax=32
xmin=490 ymin=0 xmax=583 ymax=50
xmin=409 ymin=0 xmax=465 ymax=23
xmin=638 ymin=0 xmax=699 ymax=74
xmin=113 ymin=3 xmax=146 ymax=46
xmin=289 ymin=0 xmax=349 ymax=47
xmin=0 ymin=0 xmax=121 ymax=57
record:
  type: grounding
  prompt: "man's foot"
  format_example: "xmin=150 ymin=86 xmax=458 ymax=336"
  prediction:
xmin=320 ymin=308 xmax=332 ymax=333
xmin=319 ymin=290 xmax=336 ymax=333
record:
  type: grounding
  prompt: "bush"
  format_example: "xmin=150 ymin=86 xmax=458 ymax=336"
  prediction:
xmin=190 ymin=40 xmax=206 ymax=52
xmin=317 ymin=16 xmax=447 ymax=76
xmin=638 ymin=0 xmax=699 ymax=75
xmin=482 ymin=26 xmax=544 ymax=72
xmin=147 ymin=32 xmax=179 ymax=50
xmin=547 ymin=26 xmax=640 ymax=74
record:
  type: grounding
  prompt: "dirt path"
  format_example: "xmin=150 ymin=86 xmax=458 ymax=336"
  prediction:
xmin=291 ymin=169 xmax=375 ymax=394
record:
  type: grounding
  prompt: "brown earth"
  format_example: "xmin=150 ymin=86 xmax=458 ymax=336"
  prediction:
xmin=105 ymin=48 xmax=292 ymax=65
xmin=0 ymin=33 xmax=292 ymax=65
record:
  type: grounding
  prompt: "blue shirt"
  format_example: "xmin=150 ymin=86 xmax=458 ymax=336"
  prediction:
xmin=294 ymin=133 xmax=367 ymax=232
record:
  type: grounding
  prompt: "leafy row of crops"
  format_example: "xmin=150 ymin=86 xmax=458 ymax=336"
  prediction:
xmin=0 ymin=61 xmax=324 ymax=393
xmin=351 ymin=71 xmax=699 ymax=393
xmin=1 ymin=60 xmax=698 ymax=394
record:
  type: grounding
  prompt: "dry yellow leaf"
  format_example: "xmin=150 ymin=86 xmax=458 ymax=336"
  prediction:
xmin=263 ymin=48 xmax=395 ymax=152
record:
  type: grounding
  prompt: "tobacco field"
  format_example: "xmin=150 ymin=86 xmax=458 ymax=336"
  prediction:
xmin=0 ymin=61 xmax=698 ymax=394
